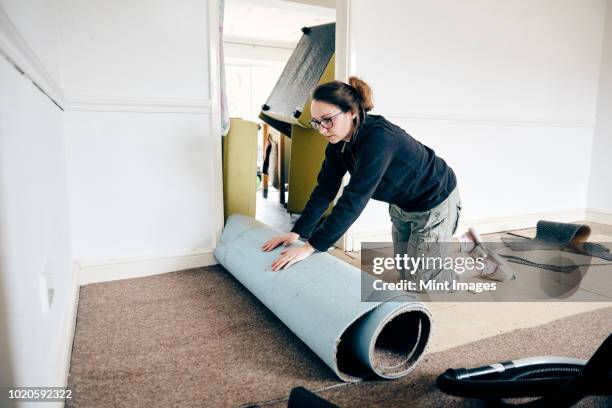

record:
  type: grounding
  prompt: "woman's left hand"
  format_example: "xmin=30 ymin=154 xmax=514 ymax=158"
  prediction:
xmin=270 ymin=242 xmax=315 ymax=271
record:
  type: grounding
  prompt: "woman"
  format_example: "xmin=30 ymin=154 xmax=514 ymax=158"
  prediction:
xmin=262 ymin=77 xmax=514 ymax=284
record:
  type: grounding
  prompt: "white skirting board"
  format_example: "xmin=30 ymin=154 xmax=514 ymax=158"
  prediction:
xmin=50 ymin=262 xmax=80 ymax=408
xmin=586 ymin=208 xmax=612 ymax=225
xmin=77 ymin=249 xmax=218 ymax=285
xmin=344 ymin=209 xmax=588 ymax=252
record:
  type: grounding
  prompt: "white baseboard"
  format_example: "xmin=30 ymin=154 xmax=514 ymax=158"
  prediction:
xmin=78 ymin=249 xmax=218 ymax=285
xmin=458 ymin=209 xmax=587 ymax=236
xmin=344 ymin=209 xmax=586 ymax=251
xmin=46 ymin=262 xmax=80 ymax=408
xmin=586 ymin=208 xmax=612 ymax=225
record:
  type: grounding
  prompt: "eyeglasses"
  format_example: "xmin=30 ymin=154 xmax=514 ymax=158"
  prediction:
xmin=309 ymin=111 xmax=343 ymax=130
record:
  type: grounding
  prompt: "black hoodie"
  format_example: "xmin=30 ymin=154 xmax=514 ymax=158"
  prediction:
xmin=291 ymin=114 xmax=457 ymax=252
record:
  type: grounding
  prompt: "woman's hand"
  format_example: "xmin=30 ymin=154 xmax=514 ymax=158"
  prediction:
xmin=269 ymin=242 xmax=315 ymax=271
xmin=261 ymin=232 xmax=300 ymax=252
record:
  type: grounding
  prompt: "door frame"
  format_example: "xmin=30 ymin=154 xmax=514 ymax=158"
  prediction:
xmin=335 ymin=0 xmax=355 ymax=251
xmin=209 ymin=0 xmax=354 ymax=250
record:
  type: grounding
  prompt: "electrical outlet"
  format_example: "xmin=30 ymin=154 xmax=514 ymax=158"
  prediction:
xmin=39 ymin=265 xmax=55 ymax=314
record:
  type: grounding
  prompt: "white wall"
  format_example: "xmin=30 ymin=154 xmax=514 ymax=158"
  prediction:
xmin=1 ymin=10 xmax=75 ymax=401
xmin=65 ymin=112 xmax=214 ymax=260
xmin=58 ymin=0 xmax=209 ymax=101
xmin=59 ymin=0 xmax=219 ymax=269
xmin=588 ymin=0 xmax=612 ymax=220
xmin=1 ymin=0 xmax=220 ymax=394
xmin=343 ymin=0 xmax=608 ymax=249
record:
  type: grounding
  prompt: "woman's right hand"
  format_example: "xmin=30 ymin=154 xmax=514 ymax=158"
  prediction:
xmin=261 ymin=232 xmax=300 ymax=252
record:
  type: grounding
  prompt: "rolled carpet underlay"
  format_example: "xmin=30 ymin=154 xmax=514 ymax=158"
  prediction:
xmin=214 ymin=214 xmax=432 ymax=382
xmin=502 ymin=221 xmax=612 ymax=261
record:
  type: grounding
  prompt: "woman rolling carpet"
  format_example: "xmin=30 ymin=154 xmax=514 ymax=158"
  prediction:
xmin=262 ymin=77 xmax=515 ymax=285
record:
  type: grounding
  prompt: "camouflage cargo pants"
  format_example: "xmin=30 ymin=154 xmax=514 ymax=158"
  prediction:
xmin=389 ymin=187 xmax=462 ymax=285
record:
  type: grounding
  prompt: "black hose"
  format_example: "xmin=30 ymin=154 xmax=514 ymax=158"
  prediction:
xmin=437 ymin=334 xmax=612 ymax=407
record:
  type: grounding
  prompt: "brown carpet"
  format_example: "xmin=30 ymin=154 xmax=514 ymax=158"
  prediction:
xmin=267 ymin=308 xmax=612 ymax=408
xmin=67 ymin=265 xmax=612 ymax=408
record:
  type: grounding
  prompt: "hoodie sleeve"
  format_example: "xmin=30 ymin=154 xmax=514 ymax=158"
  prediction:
xmin=290 ymin=143 xmax=347 ymax=240
xmin=307 ymin=129 xmax=398 ymax=251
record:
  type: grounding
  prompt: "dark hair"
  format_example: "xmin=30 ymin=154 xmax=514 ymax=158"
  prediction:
xmin=311 ymin=76 xmax=374 ymax=133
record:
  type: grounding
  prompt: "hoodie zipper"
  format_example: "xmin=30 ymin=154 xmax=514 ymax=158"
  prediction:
xmin=342 ymin=142 xmax=358 ymax=172
xmin=340 ymin=113 xmax=366 ymax=171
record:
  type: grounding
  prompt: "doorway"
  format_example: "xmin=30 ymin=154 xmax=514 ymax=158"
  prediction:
xmin=223 ymin=0 xmax=336 ymax=232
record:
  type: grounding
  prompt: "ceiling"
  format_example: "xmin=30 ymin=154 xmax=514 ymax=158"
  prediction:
xmin=224 ymin=0 xmax=336 ymax=48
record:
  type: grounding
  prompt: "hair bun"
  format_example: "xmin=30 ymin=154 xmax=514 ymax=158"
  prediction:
xmin=348 ymin=76 xmax=374 ymax=112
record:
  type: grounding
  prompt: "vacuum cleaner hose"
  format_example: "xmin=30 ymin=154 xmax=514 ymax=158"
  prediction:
xmin=437 ymin=333 xmax=612 ymax=407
